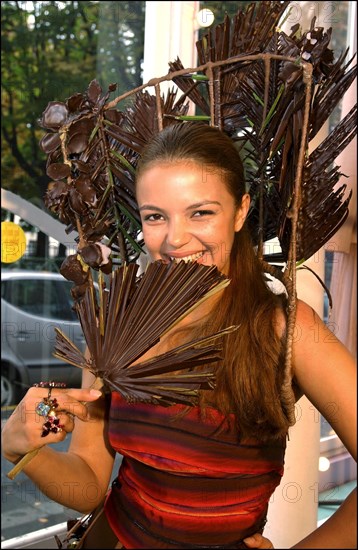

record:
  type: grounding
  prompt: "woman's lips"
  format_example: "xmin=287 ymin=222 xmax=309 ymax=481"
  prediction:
xmin=165 ymin=251 xmax=205 ymax=263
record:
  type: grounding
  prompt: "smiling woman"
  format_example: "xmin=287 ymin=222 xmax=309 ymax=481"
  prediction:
xmin=2 ymin=115 xmax=357 ymax=550
xmin=136 ymin=124 xmax=250 ymax=275
xmin=137 ymin=163 xmax=249 ymax=273
xmin=133 ymin=123 xmax=293 ymax=428
xmin=1 ymin=1 xmax=357 ymax=548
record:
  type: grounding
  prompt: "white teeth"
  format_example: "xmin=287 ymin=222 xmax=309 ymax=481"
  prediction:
xmin=170 ymin=252 xmax=204 ymax=263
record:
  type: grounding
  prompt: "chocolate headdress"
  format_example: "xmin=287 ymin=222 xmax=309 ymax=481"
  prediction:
xmin=39 ymin=1 xmax=356 ymax=416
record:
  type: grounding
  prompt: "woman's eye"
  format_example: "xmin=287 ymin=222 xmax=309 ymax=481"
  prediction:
xmin=143 ymin=213 xmax=164 ymax=222
xmin=192 ymin=210 xmax=215 ymax=217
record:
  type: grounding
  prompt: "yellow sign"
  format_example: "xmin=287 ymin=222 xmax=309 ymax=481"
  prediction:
xmin=1 ymin=221 xmax=27 ymax=263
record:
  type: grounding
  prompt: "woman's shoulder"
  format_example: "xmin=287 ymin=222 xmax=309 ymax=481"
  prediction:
xmin=293 ymin=298 xmax=334 ymax=345
xmin=291 ymin=298 xmax=354 ymax=379
xmin=295 ymin=298 xmax=320 ymax=323
xmin=275 ymin=298 xmax=323 ymax=338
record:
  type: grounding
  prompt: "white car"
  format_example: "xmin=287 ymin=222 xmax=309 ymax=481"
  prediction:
xmin=1 ymin=270 xmax=86 ymax=406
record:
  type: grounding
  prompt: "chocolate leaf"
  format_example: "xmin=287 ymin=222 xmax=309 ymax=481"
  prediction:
xmin=40 ymin=101 xmax=68 ymax=129
xmin=87 ymin=79 xmax=102 ymax=104
xmin=46 ymin=163 xmax=71 ymax=180
xmin=67 ymin=93 xmax=85 ymax=113
xmin=60 ymin=254 xmax=89 ymax=285
xmin=68 ymin=187 xmax=88 ymax=215
xmin=75 ymin=175 xmax=98 ymax=206
xmin=67 ymin=133 xmax=90 ymax=154
xmin=45 ymin=180 xmax=69 ymax=201
xmin=39 ymin=132 xmax=61 ymax=154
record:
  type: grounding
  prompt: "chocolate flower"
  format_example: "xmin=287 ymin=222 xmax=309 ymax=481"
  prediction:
xmin=44 ymin=181 xmax=71 ymax=224
xmin=39 ymin=101 xmax=69 ymax=130
xmin=60 ymin=254 xmax=89 ymax=286
xmin=79 ymin=243 xmax=112 ymax=274
xmin=39 ymin=79 xmax=184 ymax=263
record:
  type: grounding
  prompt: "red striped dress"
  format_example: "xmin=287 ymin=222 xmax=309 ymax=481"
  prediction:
xmin=104 ymin=393 xmax=286 ymax=549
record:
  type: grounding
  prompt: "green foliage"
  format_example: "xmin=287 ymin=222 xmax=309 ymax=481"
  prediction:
xmin=1 ymin=0 xmax=144 ymax=203
xmin=96 ymin=1 xmax=145 ymax=97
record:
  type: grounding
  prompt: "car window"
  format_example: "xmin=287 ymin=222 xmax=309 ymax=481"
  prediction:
xmin=2 ymin=278 xmax=78 ymax=322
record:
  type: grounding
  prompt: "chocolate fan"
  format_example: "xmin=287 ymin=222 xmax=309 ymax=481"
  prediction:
xmin=54 ymin=260 xmax=239 ymax=406
xmin=7 ymin=260 xmax=238 ymax=480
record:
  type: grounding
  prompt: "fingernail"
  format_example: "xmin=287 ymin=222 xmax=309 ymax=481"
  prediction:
xmin=243 ymin=536 xmax=254 ymax=543
xmin=90 ymin=389 xmax=102 ymax=397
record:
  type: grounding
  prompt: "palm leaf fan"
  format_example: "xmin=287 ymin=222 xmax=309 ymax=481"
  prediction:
xmin=53 ymin=260 xmax=238 ymax=406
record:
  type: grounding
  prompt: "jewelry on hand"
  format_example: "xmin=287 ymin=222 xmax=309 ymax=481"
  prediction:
xmin=33 ymin=381 xmax=66 ymax=437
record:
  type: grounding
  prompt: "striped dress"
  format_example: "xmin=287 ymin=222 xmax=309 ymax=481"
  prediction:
xmin=104 ymin=393 xmax=286 ymax=549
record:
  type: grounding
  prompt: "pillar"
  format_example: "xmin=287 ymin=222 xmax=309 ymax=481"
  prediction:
xmin=142 ymin=1 xmax=199 ymax=97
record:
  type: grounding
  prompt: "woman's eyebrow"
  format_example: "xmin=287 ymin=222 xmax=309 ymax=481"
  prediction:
xmin=139 ymin=204 xmax=164 ymax=212
xmin=139 ymin=200 xmax=221 ymax=212
xmin=186 ymin=201 xmax=221 ymax=210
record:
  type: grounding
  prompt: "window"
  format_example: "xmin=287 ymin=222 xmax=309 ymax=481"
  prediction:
xmin=2 ymin=278 xmax=77 ymax=321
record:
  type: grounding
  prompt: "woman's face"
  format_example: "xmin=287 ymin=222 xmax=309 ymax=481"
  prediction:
xmin=136 ymin=161 xmax=250 ymax=274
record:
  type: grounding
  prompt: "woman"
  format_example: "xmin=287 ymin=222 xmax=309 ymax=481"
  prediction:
xmin=2 ymin=123 xmax=356 ymax=548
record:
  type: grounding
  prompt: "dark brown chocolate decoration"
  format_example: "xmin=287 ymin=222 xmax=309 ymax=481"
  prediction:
xmin=60 ymin=254 xmax=89 ymax=286
xmin=79 ymin=243 xmax=112 ymax=271
xmin=40 ymin=101 xmax=68 ymax=130
xmin=54 ymin=261 xmax=237 ymax=406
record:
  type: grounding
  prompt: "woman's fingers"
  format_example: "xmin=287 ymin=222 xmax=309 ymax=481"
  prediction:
xmin=243 ymin=533 xmax=274 ymax=548
xmin=2 ymin=387 xmax=103 ymax=461
xmin=63 ymin=387 xmax=103 ymax=404
xmin=32 ymin=387 xmax=103 ymax=421
xmin=56 ymin=412 xmax=75 ymax=433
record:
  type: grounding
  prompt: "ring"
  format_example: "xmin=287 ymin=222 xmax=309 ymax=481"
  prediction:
xmin=41 ymin=415 xmax=64 ymax=437
xmin=35 ymin=396 xmax=59 ymax=417
xmin=34 ymin=382 xmax=66 ymax=437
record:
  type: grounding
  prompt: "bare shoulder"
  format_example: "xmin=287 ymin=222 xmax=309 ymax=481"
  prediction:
xmin=292 ymin=299 xmax=356 ymax=459
xmin=293 ymin=298 xmax=347 ymax=352
xmin=295 ymin=297 xmax=318 ymax=321
xmin=293 ymin=297 xmax=353 ymax=369
xmin=294 ymin=297 xmax=326 ymax=328
xmin=273 ymin=298 xmax=317 ymax=337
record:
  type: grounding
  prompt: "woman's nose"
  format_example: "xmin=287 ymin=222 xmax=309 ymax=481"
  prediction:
xmin=166 ymin=218 xmax=190 ymax=248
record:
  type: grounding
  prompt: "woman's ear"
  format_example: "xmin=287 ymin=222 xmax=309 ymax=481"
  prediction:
xmin=234 ymin=193 xmax=250 ymax=232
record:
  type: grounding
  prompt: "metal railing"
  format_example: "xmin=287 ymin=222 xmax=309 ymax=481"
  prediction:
xmin=1 ymin=522 xmax=69 ymax=549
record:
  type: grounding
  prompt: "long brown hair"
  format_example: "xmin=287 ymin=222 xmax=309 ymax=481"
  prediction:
xmin=136 ymin=122 xmax=290 ymax=441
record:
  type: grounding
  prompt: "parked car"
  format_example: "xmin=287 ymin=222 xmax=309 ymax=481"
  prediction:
xmin=1 ymin=270 xmax=86 ymax=406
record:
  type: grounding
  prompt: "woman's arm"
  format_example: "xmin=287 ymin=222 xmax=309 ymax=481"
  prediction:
xmin=2 ymin=370 xmax=115 ymax=513
xmin=290 ymin=300 xmax=357 ymax=548
xmin=244 ymin=300 xmax=356 ymax=549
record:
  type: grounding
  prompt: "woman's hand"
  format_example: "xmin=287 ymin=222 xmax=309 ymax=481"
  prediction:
xmin=244 ymin=533 xmax=274 ymax=548
xmin=1 ymin=386 xmax=102 ymax=463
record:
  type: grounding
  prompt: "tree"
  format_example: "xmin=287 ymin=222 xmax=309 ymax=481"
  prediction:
xmin=1 ymin=0 xmax=144 ymax=256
